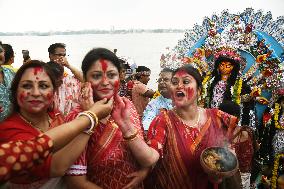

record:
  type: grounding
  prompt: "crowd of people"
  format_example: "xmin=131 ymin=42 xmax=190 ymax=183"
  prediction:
xmin=0 ymin=26 xmax=283 ymax=189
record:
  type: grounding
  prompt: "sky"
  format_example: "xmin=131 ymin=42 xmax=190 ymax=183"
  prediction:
xmin=0 ymin=0 xmax=283 ymax=32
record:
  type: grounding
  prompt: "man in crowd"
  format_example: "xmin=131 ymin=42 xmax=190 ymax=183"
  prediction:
xmin=2 ymin=44 xmax=17 ymax=72
xmin=142 ymin=68 xmax=173 ymax=133
xmin=47 ymin=43 xmax=83 ymax=115
xmin=0 ymin=42 xmax=15 ymax=121
xmin=132 ymin=66 xmax=155 ymax=118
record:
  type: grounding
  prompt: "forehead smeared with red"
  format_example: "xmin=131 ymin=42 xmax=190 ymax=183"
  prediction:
xmin=33 ymin=67 xmax=44 ymax=75
xmin=174 ymin=69 xmax=188 ymax=77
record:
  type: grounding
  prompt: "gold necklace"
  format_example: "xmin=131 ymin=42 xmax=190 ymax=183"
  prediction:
xmin=18 ymin=113 xmax=50 ymax=133
xmin=173 ymin=108 xmax=201 ymax=146
xmin=174 ymin=108 xmax=201 ymax=129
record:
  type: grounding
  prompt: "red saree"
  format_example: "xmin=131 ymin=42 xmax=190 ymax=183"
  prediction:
xmin=0 ymin=111 xmax=64 ymax=187
xmin=66 ymin=98 xmax=145 ymax=189
xmin=146 ymin=108 xmax=237 ymax=189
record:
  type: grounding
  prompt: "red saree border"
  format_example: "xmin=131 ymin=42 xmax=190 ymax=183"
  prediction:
xmin=157 ymin=110 xmax=191 ymax=188
xmin=91 ymin=120 xmax=121 ymax=162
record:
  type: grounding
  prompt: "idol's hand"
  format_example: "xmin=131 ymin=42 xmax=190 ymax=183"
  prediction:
xmin=122 ymin=168 xmax=150 ymax=189
xmin=112 ymin=95 xmax=136 ymax=135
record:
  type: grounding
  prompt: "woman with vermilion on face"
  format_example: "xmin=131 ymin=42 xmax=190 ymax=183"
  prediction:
xmin=65 ymin=48 xmax=159 ymax=189
xmin=146 ymin=64 xmax=241 ymax=189
xmin=0 ymin=60 xmax=113 ymax=188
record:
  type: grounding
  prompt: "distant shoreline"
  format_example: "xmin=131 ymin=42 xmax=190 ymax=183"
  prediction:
xmin=0 ymin=29 xmax=185 ymax=36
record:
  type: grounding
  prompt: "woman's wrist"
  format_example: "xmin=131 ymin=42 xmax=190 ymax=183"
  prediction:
xmin=76 ymin=111 xmax=99 ymax=135
xmin=123 ymin=128 xmax=138 ymax=141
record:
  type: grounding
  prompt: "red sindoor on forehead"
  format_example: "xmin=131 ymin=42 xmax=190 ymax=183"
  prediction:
xmin=33 ymin=67 xmax=43 ymax=75
xmin=175 ymin=70 xmax=188 ymax=77
xmin=100 ymin=59 xmax=108 ymax=72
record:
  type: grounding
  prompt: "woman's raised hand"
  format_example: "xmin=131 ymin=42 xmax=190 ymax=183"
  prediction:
xmin=79 ymin=82 xmax=95 ymax=111
xmin=112 ymin=95 xmax=135 ymax=135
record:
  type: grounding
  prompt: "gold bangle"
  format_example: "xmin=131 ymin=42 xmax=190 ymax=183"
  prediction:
xmin=85 ymin=111 xmax=99 ymax=126
xmin=123 ymin=129 xmax=138 ymax=141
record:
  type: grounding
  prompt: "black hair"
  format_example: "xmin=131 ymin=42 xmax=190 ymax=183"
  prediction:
xmin=161 ymin=67 xmax=174 ymax=73
xmin=172 ymin=64 xmax=203 ymax=90
xmin=136 ymin=66 xmax=150 ymax=73
xmin=2 ymin=44 xmax=14 ymax=64
xmin=219 ymin=100 xmax=241 ymax=119
xmin=10 ymin=60 xmax=58 ymax=112
xmin=0 ymin=42 xmax=3 ymax=52
xmin=48 ymin=43 xmax=66 ymax=54
xmin=46 ymin=61 xmax=64 ymax=80
xmin=209 ymin=56 xmax=241 ymax=102
xmin=135 ymin=66 xmax=151 ymax=80
xmin=81 ymin=48 xmax=120 ymax=79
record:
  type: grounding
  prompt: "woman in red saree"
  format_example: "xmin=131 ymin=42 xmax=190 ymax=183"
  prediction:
xmin=0 ymin=60 xmax=113 ymax=189
xmin=146 ymin=65 xmax=240 ymax=189
xmin=65 ymin=48 xmax=158 ymax=189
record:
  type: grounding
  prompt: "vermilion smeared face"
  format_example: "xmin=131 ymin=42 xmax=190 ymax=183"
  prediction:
xmin=17 ymin=67 xmax=54 ymax=114
xmin=86 ymin=59 xmax=120 ymax=100
xmin=170 ymin=70 xmax=199 ymax=107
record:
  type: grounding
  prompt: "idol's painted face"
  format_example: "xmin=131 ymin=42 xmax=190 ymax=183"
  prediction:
xmin=17 ymin=67 xmax=54 ymax=114
xmin=86 ymin=59 xmax=120 ymax=100
xmin=170 ymin=70 xmax=199 ymax=107
xmin=218 ymin=61 xmax=234 ymax=75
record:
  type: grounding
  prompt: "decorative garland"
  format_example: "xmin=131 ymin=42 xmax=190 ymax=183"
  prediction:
xmin=232 ymin=79 xmax=243 ymax=105
xmin=271 ymin=153 xmax=284 ymax=189
xmin=274 ymin=103 xmax=284 ymax=129
xmin=200 ymin=75 xmax=211 ymax=105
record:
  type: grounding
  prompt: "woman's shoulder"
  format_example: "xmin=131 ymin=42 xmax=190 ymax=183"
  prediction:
xmin=0 ymin=113 xmax=37 ymax=142
xmin=0 ymin=113 xmax=22 ymax=127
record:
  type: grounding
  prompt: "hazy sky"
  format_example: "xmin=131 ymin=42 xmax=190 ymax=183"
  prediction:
xmin=0 ymin=0 xmax=283 ymax=32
